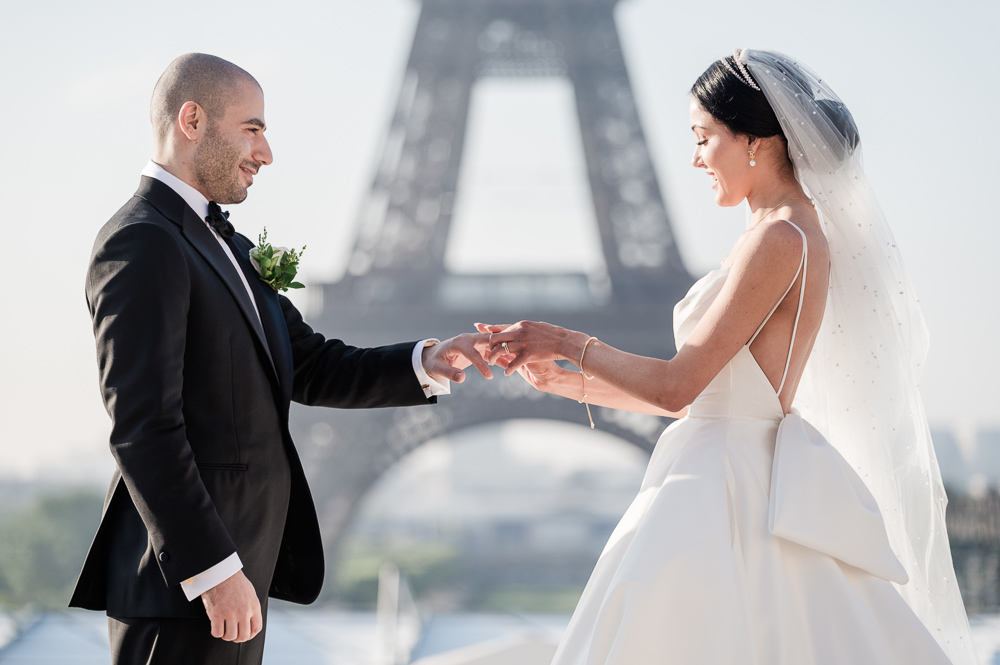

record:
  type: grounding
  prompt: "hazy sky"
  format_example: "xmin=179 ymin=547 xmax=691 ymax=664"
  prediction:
xmin=1 ymin=0 xmax=997 ymax=481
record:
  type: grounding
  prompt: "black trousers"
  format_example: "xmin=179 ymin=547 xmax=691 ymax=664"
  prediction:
xmin=107 ymin=612 xmax=267 ymax=665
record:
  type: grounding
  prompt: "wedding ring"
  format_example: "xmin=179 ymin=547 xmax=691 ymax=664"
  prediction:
xmin=502 ymin=342 xmax=511 ymax=355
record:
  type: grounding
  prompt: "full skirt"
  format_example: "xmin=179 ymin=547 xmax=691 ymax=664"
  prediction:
xmin=551 ymin=416 xmax=953 ymax=665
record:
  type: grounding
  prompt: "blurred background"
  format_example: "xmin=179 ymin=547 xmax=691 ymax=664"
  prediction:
xmin=1 ymin=0 xmax=998 ymax=662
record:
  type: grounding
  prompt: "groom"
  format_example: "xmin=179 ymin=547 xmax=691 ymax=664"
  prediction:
xmin=69 ymin=53 xmax=492 ymax=664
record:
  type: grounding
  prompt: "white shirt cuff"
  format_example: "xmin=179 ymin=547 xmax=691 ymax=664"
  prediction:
xmin=179 ymin=552 xmax=243 ymax=601
xmin=412 ymin=339 xmax=451 ymax=398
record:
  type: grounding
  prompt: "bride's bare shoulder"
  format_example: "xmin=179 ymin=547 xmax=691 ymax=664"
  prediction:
xmin=735 ymin=219 xmax=805 ymax=268
xmin=742 ymin=215 xmax=829 ymax=272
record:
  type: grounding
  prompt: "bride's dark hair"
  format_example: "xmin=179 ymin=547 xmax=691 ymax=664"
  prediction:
xmin=691 ymin=56 xmax=784 ymax=140
xmin=692 ymin=55 xmax=860 ymax=160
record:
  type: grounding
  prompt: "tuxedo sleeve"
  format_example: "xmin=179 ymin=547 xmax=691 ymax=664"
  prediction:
xmin=87 ymin=222 xmax=237 ymax=589
xmin=279 ymin=295 xmax=433 ymax=409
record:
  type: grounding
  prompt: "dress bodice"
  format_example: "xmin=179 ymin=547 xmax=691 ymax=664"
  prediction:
xmin=673 ymin=267 xmax=785 ymax=422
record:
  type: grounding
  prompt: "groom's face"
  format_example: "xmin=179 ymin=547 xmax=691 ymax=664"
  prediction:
xmin=192 ymin=79 xmax=272 ymax=205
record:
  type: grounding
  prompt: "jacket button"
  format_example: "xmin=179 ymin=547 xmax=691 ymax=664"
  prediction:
xmin=159 ymin=551 xmax=170 ymax=562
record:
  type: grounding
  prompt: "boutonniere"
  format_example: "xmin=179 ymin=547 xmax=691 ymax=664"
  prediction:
xmin=250 ymin=228 xmax=306 ymax=292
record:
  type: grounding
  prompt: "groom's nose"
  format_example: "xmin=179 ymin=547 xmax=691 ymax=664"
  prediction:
xmin=254 ymin=134 xmax=273 ymax=166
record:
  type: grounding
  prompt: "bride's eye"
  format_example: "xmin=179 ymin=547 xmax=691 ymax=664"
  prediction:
xmin=696 ymin=140 xmax=708 ymax=146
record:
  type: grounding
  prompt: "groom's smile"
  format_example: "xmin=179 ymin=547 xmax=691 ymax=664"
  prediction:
xmin=240 ymin=162 xmax=259 ymax=187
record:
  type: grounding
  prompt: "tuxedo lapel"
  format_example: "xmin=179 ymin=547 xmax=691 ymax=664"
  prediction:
xmin=182 ymin=211 xmax=276 ymax=372
xmin=134 ymin=177 xmax=277 ymax=381
xmin=228 ymin=235 xmax=294 ymax=404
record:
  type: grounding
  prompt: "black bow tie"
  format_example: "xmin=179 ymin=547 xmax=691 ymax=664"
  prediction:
xmin=206 ymin=202 xmax=235 ymax=239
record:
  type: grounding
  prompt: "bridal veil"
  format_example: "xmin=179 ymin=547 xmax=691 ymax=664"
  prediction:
xmin=739 ymin=48 xmax=976 ymax=663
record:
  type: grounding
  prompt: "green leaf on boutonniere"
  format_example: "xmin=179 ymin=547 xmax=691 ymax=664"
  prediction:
xmin=249 ymin=228 xmax=307 ymax=293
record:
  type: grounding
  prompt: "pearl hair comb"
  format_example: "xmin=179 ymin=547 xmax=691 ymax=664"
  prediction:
xmin=721 ymin=47 xmax=761 ymax=91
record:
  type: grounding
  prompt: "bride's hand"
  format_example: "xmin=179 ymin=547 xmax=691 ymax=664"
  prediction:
xmin=475 ymin=321 xmax=587 ymax=376
xmin=516 ymin=360 xmax=573 ymax=394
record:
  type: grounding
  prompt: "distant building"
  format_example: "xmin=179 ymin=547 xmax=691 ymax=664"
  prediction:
xmin=931 ymin=427 xmax=1000 ymax=496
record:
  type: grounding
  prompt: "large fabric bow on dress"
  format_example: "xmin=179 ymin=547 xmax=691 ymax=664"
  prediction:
xmin=768 ymin=410 xmax=909 ymax=584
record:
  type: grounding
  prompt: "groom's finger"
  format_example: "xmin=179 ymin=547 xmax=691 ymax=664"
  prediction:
xmin=210 ymin=616 xmax=224 ymax=639
xmin=223 ymin=616 xmax=239 ymax=641
xmin=238 ymin=612 xmax=255 ymax=642
xmin=235 ymin=615 xmax=250 ymax=643
xmin=250 ymin=606 xmax=263 ymax=640
xmin=454 ymin=335 xmax=493 ymax=379
xmin=424 ymin=354 xmax=466 ymax=383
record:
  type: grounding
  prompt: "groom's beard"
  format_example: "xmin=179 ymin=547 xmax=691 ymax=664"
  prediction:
xmin=192 ymin=123 xmax=256 ymax=205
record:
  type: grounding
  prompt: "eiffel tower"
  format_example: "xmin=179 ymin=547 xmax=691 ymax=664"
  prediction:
xmin=290 ymin=0 xmax=693 ymax=564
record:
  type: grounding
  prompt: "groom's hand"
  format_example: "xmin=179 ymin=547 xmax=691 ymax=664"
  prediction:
xmin=422 ymin=333 xmax=493 ymax=383
xmin=201 ymin=570 xmax=262 ymax=643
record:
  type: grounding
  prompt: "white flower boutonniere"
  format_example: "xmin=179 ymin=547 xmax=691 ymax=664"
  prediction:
xmin=250 ymin=228 xmax=306 ymax=292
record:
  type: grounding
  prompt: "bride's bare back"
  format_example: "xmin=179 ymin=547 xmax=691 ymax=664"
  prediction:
xmin=718 ymin=214 xmax=830 ymax=413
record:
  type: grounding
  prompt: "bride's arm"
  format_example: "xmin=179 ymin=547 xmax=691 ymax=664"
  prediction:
xmin=512 ymin=360 xmax=687 ymax=418
xmin=487 ymin=221 xmax=808 ymax=413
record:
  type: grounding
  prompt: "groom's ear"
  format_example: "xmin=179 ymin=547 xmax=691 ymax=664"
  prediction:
xmin=177 ymin=101 xmax=205 ymax=143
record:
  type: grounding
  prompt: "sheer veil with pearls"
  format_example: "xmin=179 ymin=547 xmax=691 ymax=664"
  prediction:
xmin=739 ymin=48 xmax=976 ymax=663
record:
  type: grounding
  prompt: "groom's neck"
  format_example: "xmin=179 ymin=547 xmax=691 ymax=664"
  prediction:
xmin=151 ymin=147 xmax=209 ymax=201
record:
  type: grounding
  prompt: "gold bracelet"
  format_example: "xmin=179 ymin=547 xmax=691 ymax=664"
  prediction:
xmin=579 ymin=336 xmax=598 ymax=429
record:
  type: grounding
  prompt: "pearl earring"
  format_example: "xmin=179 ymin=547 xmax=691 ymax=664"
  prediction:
xmin=748 ymin=150 xmax=756 ymax=167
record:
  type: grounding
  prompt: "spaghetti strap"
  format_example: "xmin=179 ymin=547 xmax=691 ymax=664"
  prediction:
xmin=746 ymin=220 xmax=808 ymax=396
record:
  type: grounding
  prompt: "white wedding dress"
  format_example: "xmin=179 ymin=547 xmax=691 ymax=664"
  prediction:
xmin=551 ymin=220 xmax=953 ymax=665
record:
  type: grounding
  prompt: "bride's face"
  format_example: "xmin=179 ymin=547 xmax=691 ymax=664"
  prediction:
xmin=690 ymin=99 xmax=753 ymax=207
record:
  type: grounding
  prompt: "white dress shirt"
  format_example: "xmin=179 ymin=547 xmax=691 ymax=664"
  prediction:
xmin=140 ymin=161 xmax=449 ymax=600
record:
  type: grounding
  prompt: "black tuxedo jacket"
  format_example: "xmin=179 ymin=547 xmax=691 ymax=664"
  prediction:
xmin=70 ymin=176 xmax=431 ymax=618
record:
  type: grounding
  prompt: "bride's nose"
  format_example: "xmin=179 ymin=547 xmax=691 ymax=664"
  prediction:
xmin=692 ymin=147 xmax=704 ymax=168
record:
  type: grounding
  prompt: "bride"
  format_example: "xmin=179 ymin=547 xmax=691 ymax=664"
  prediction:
xmin=480 ymin=49 xmax=976 ymax=664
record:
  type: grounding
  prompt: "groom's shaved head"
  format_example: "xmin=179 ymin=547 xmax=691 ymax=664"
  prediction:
xmin=150 ymin=53 xmax=259 ymax=142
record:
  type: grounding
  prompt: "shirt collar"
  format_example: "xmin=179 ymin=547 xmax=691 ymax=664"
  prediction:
xmin=141 ymin=161 xmax=210 ymax=221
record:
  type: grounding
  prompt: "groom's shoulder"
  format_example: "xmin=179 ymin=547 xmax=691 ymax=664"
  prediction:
xmin=97 ymin=185 xmax=181 ymax=242
xmin=94 ymin=176 xmax=188 ymax=241
xmin=90 ymin=193 xmax=183 ymax=265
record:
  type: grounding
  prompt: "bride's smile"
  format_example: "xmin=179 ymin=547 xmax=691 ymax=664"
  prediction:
xmin=689 ymin=100 xmax=757 ymax=207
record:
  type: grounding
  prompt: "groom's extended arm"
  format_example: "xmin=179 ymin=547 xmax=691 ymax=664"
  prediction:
xmin=280 ymin=296 xmax=491 ymax=408
xmin=88 ymin=222 xmax=238 ymax=585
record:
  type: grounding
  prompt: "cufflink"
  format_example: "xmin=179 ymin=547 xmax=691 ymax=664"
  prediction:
xmin=159 ymin=551 xmax=170 ymax=562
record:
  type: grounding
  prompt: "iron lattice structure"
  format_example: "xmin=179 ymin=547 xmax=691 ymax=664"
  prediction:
xmin=291 ymin=0 xmax=693 ymax=565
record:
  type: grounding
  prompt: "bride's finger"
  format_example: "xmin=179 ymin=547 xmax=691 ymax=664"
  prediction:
xmin=504 ymin=351 xmax=533 ymax=377
xmin=487 ymin=330 xmax=517 ymax=350
xmin=475 ymin=323 xmax=512 ymax=334
xmin=488 ymin=342 xmax=517 ymax=365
